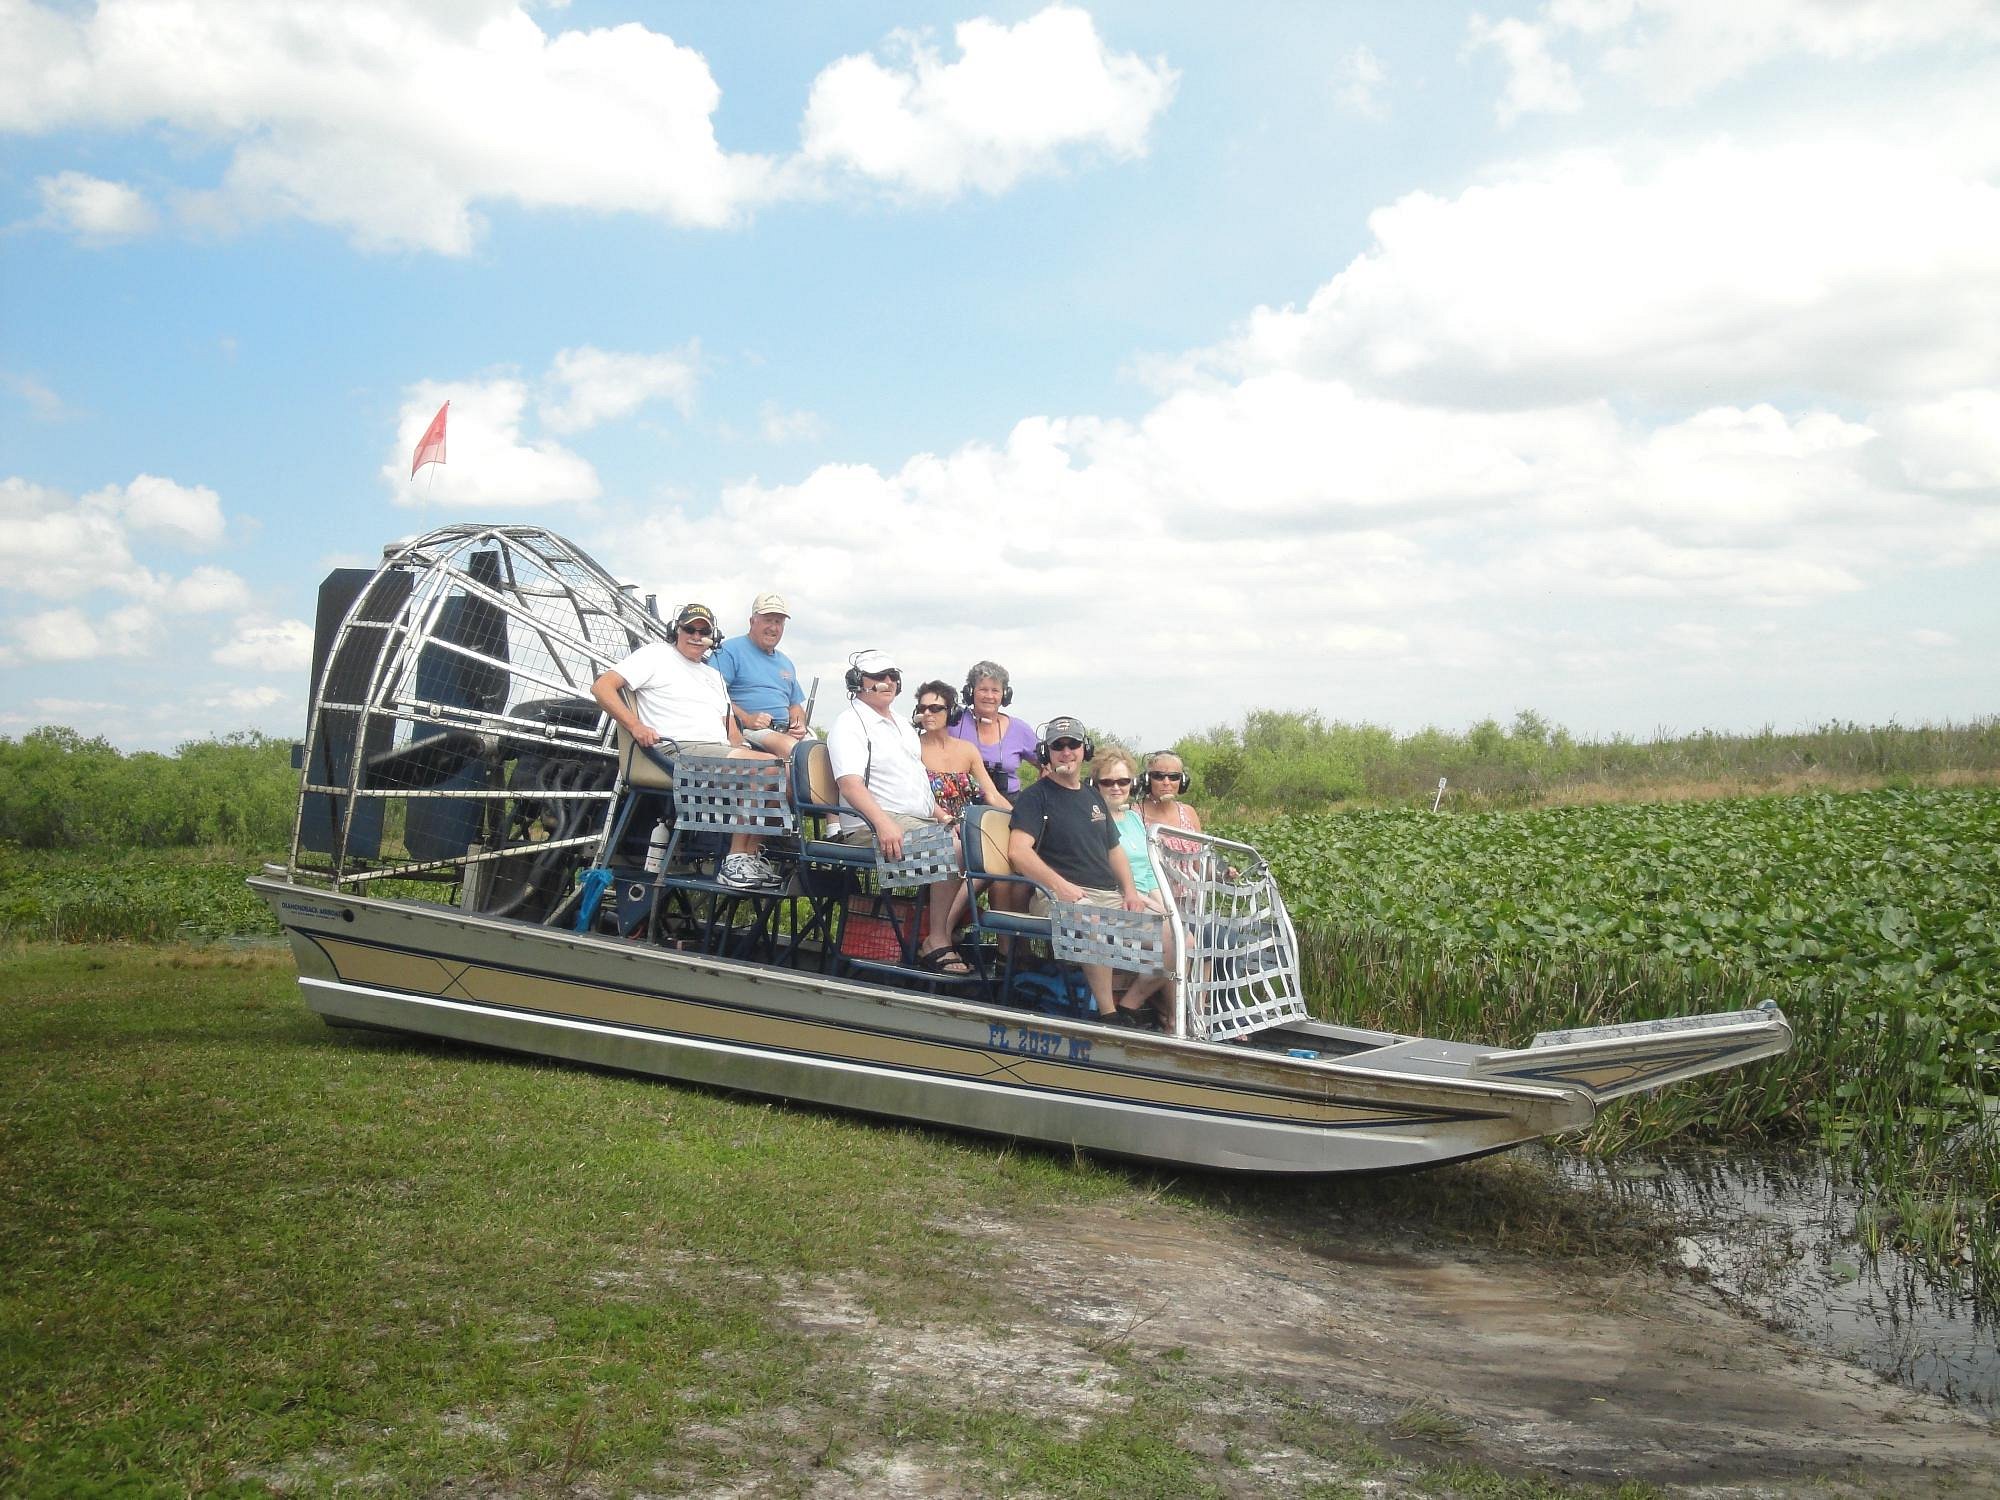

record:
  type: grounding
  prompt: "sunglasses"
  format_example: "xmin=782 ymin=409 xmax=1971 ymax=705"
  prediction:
xmin=1050 ymin=739 xmax=1084 ymax=752
xmin=1147 ymin=769 xmax=1181 ymax=780
xmin=679 ymin=622 xmax=713 ymax=638
xmin=1097 ymin=777 xmax=1133 ymax=789
xmin=916 ymin=702 xmax=948 ymax=715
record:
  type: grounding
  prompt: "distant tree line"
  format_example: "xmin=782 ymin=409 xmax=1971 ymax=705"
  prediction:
xmin=1173 ymin=709 xmax=2000 ymax=811
xmin=3 ymin=712 xmax=1996 ymax=852
xmin=0 ymin=727 xmax=297 ymax=850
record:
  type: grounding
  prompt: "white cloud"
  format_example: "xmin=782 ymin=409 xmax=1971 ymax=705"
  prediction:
xmin=799 ymin=4 xmax=1176 ymax=198
xmin=2 ymin=371 xmax=69 ymax=421
xmin=0 ymin=476 xmax=146 ymax=598
xmin=1222 ymin=140 xmax=2000 ymax=408
xmin=383 ymin=379 xmax=601 ymax=507
xmin=35 ymin=170 xmax=158 ymax=241
xmin=1510 ymin=526 xmax=1867 ymax=605
xmin=7 ymin=1 xmax=778 ymax=254
xmin=1575 ymin=0 xmax=2000 ymax=104
xmin=1469 ymin=2 xmax=2000 ymax=117
xmin=1625 ymin=405 xmax=1878 ymax=535
xmin=0 ymin=470 xmax=247 ymax=668
xmin=3 ymin=2 xmax=1173 ymax=254
xmin=164 ymin=565 xmax=252 ymax=614
xmin=99 ymin=473 xmax=227 ymax=546
xmin=1334 ymin=45 xmax=1388 ymax=120
xmin=211 ymin=617 xmax=313 ymax=672
xmin=759 ymin=403 xmax=830 ymax=444
xmin=1465 ymin=15 xmax=1581 ymax=124
xmin=1871 ymin=390 xmax=2000 ymax=493
xmin=203 ymin=685 xmax=289 ymax=713
xmin=1657 ymin=622 xmax=1723 ymax=652
xmin=539 ymin=345 xmax=698 ymax=434
xmin=600 ymin=368 xmax=1948 ymax=731
xmin=12 ymin=603 xmax=158 ymax=662
xmin=1909 ymin=628 xmax=1957 ymax=648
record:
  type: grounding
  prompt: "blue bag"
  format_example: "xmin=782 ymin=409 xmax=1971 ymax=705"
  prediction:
xmin=1009 ymin=968 xmax=1096 ymax=1020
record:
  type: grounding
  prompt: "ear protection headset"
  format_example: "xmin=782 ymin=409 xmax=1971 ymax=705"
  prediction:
xmin=909 ymin=683 xmax=963 ymax=729
xmin=1145 ymin=754 xmax=1191 ymax=794
xmin=962 ymin=662 xmax=1013 ymax=708
xmin=672 ymin=606 xmax=724 ymax=649
xmin=844 ymin=650 xmax=902 ymax=696
xmin=1034 ymin=721 xmax=1096 ymax=766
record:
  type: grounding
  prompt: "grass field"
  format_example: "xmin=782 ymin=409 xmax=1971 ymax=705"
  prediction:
xmin=0 ymin=946 xmax=1104 ymax=1494
xmin=3 ymin=946 xmax=1684 ymax=1497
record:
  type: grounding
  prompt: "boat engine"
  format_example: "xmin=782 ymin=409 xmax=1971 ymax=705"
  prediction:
xmin=288 ymin=525 xmax=669 ymax=923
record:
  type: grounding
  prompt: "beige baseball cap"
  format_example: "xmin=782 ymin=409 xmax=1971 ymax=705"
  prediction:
xmin=751 ymin=592 xmax=790 ymax=617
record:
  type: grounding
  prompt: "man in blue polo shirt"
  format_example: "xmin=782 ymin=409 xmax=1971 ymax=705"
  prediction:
xmin=711 ymin=592 xmax=811 ymax=755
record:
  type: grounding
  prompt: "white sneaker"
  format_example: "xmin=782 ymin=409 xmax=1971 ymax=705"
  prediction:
xmin=718 ymin=854 xmax=764 ymax=889
xmin=720 ymin=856 xmax=780 ymax=892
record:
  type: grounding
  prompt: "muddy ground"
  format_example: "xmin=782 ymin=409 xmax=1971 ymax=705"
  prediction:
xmin=759 ymin=1195 xmax=2000 ymax=1499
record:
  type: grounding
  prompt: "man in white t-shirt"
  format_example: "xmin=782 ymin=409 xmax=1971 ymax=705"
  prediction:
xmin=592 ymin=602 xmax=781 ymax=889
xmin=827 ymin=649 xmax=968 ymax=976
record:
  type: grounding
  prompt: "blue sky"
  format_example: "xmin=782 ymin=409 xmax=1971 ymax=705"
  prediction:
xmin=3 ymin=0 xmax=1996 ymax=754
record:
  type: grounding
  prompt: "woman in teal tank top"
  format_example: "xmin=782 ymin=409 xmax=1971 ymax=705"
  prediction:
xmin=1093 ymin=750 xmax=1173 ymax=1028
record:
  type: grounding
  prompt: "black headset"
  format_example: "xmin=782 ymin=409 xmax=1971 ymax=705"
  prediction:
xmin=672 ymin=607 xmax=723 ymax=650
xmin=1144 ymin=753 xmax=1191 ymax=794
xmin=962 ymin=662 xmax=1012 ymax=708
xmin=909 ymin=682 xmax=963 ymax=729
xmin=844 ymin=650 xmax=902 ymax=696
xmin=1034 ymin=721 xmax=1096 ymax=766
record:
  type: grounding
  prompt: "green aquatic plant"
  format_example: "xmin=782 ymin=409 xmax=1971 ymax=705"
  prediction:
xmin=1239 ymin=785 xmax=2000 ymax=1297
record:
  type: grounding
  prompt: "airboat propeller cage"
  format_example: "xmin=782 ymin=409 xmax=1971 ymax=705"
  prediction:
xmin=291 ymin=524 xmax=665 ymax=907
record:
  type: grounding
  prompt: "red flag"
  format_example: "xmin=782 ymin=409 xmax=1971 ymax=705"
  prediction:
xmin=410 ymin=400 xmax=449 ymax=478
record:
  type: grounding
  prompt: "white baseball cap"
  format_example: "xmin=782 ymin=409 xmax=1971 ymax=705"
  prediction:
xmin=751 ymin=592 xmax=790 ymax=617
xmin=850 ymin=648 xmax=898 ymax=677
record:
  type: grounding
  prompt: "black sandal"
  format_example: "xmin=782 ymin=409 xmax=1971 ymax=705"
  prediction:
xmin=917 ymin=946 xmax=974 ymax=976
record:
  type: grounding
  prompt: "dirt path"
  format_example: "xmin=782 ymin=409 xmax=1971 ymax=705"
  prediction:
xmin=778 ymin=1197 xmax=1999 ymax=1497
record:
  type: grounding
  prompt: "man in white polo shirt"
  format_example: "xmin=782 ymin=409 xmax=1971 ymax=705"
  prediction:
xmin=827 ymin=649 xmax=968 ymax=975
xmin=591 ymin=603 xmax=781 ymax=890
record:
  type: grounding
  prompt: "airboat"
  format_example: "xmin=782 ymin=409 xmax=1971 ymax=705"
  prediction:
xmin=249 ymin=523 xmax=1792 ymax=1175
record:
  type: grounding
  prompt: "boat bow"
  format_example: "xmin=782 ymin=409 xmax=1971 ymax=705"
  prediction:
xmin=1466 ymin=1001 xmax=1793 ymax=1102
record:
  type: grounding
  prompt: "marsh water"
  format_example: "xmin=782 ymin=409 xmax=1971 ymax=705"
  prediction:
xmin=1548 ymin=1146 xmax=1998 ymax=1412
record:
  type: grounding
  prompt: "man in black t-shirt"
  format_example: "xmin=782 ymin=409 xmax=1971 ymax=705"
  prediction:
xmin=1009 ymin=715 xmax=1148 ymax=1026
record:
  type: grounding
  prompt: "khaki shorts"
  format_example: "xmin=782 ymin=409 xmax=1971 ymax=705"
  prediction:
xmin=672 ymin=738 xmax=742 ymax=760
xmin=1029 ymin=885 xmax=1123 ymax=917
xmin=839 ymin=810 xmax=937 ymax=845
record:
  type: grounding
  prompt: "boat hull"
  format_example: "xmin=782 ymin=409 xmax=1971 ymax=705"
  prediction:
xmin=252 ymin=878 xmax=1588 ymax=1175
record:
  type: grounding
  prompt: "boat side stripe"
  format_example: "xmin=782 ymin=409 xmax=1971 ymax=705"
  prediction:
xmin=300 ymin=932 xmax=1495 ymax=1132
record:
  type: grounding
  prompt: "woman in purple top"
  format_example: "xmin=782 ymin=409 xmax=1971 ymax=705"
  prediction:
xmin=949 ymin=660 xmax=1038 ymax=795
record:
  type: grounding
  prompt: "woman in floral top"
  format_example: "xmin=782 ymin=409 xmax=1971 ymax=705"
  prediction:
xmin=915 ymin=681 xmax=1012 ymax=939
xmin=914 ymin=681 xmax=1011 ymax=820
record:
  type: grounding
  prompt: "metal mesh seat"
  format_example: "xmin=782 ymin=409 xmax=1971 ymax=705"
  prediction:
xmin=875 ymin=819 xmax=958 ymax=890
xmin=668 ymin=754 xmax=795 ymax=841
xmin=1049 ymin=901 xmax=1167 ymax=974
